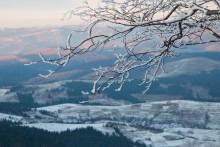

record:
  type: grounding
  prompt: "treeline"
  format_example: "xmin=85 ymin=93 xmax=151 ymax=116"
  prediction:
xmin=148 ymin=69 xmax=220 ymax=101
xmin=0 ymin=103 xmax=32 ymax=116
xmin=105 ymin=80 xmax=145 ymax=103
xmin=64 ymin=81 xmax=143 ymax=103
xmin=3 ymin=68 xmax=220 ymax=112
xmin=64 ymin=69 xmax=220 ymax=102
xmin=0 ymin=120 xmax=146 ymax=147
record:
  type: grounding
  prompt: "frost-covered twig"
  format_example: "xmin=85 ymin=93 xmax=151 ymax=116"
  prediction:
xmin=32 ymin=0 xmax=220 ymax=94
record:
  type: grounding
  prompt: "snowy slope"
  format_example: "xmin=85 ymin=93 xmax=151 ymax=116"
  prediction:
xmin=1 ymin=100 xmax=220 ymax=146
xmin=27 ymin=100 xmax=219 ymax=146
xmin=161 ymin=57 xmax=220 ymax=77
xmin=23 ymin=123 xmax=114 ymax=134
xmin=36 ymin=100 xmax=220 ymax=129
xmin=0 ymin=113 xmax=23 ymax=122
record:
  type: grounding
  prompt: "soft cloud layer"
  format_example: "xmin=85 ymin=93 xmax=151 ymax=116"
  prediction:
xmin=205 ymin=44 xmax=220 ymax=52
xmin=0 ymin=27 xmax=70 ymax=56
xmin=0 ymin=55 xmax=28 ymax=62
xmin=25 ymin=48 xmax=57 ymax=55
xmin=0 ymin=0 xmax=83 ymax=28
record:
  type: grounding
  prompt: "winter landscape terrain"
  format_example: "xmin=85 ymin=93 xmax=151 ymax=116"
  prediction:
xmin=0 ymin=27 xmax=220 ymax=147
xmin=1 ymin=100 xmax=220 ymax=146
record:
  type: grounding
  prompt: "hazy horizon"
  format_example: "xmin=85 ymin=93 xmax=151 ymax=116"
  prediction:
xmin=0 ymin=0 xmax=85 ymax=28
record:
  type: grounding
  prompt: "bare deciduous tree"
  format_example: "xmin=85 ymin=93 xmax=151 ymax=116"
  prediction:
xmin=27 ymin=0 xmax=220 ymax=94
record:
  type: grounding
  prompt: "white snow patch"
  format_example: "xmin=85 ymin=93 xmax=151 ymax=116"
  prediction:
xmin=81 ymin=91 xmax=89 ymax=95
xmin=23 ymin=123 xmax=114 ymax=134
xmin=0 ymin=89 xmax=9 ymax=96
xmin=0 ymin=113 xmax=23 ymax=122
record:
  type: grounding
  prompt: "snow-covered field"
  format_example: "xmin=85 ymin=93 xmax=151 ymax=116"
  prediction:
xmin=36 ymin=100 xmax=220 ymax=128
xmin=119 ymin=124 xmax=220 ymax=147
xmin=0 ymin=89 xmax=9 ymax=96
xmin=0 ymin=89 xmax=18 ymax=103
xmin=23 ymin=123 xmax=114 ymax=134
xmin=0 ymin=113 xmax=22 ymax=122
xmin=1 ymin=100 xmax=220 ymax=146
xmin=33 ymin=100 xmax=220 ymax=146
xmin=22 ymin=121 xmax=220 ymax=146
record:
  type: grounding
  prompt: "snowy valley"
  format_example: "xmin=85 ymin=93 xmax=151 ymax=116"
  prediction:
xmin=1 ymin=27 xmax=220 ymax=146
xmin=1 ymin=100 xmax=220 ymax=147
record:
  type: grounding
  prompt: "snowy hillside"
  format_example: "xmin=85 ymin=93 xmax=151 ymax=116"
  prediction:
xmin=0 ymin=100 xmax=220 ymax=146
xmin=22 ymin=100 xmax=220 ymax=147
xmin=162 ymin=57 xmax=220 ymax=77
xmin=36 ymin=100 xmax=220 ymax=129
xmin=0 ymin=113 xmax=22 ymax=122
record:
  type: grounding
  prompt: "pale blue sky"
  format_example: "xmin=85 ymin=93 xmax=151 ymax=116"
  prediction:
xmin=0 ymin=0 xmax=84 ymax=28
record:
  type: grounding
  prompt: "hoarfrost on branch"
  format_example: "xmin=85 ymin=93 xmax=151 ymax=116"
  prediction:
xmin=31 ymin=0 xmax=220 ymax=93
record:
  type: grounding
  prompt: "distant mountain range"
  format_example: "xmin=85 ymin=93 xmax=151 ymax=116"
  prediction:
xmin=0 ymin=26 xmax=219 ymax=85
xmin=1 ymin=51 xmax=220 ymax=84
xmin=0 ymin=25 xmax=219 ymax=60
xmin=0 ymin=26 xmax=220 ymax=103
xmin=1 ymin=26 xmax=220 ymax=147
xmin=0 ymin=52 xmax=220 ymax=105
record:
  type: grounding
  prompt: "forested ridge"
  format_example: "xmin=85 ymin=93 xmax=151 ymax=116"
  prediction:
xmin=0 ymin=121 xmax=146 ymax=147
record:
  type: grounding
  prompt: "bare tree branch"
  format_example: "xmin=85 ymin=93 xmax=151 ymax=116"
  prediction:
xmin=29 ymin=0 xmax=220 ymax=94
